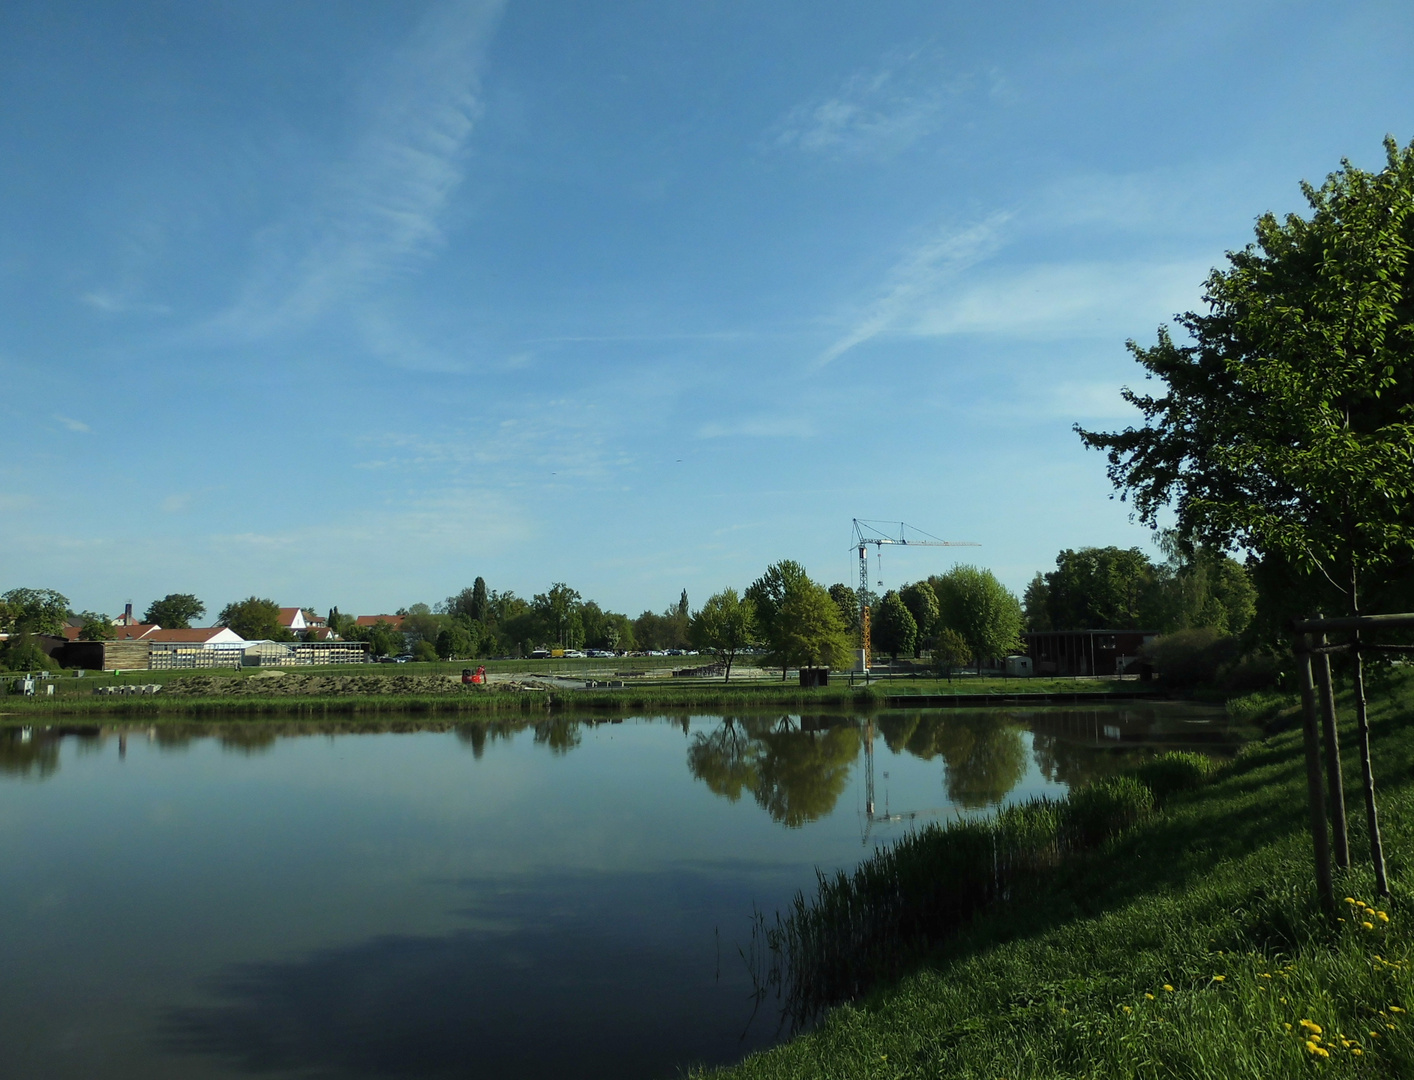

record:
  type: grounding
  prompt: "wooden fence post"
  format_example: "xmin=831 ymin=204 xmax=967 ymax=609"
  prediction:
xmin=1296 ymin=636 xmax=1335 ymax=914
xmin=1314 ymin=635 xmax=1350 ymax=869
xmin=1351 ymin=632 xmax=1390 ymax=897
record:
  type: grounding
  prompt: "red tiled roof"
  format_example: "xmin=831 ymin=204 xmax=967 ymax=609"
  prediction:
xmin=147 ymin=627 xmax=241 ymax=644
xmin=354 ymin=615 xmax=404 ymax=628
xmin=63 ymin=623 xmax=160 ymax=641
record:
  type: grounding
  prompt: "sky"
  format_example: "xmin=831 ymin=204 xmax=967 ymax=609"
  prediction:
xmin=2 ymin=0 xmax=1412 ymax=620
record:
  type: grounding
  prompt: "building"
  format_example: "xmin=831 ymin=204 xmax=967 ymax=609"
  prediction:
xmin=278 ymin=608 xmax=328 ymax=635
xmin=1024 ymin=629 xmax=1155 ymax=677
xmin=354 ymin=615 xmax=404 ymax=629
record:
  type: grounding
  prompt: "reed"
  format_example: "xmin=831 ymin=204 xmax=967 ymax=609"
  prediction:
xmin=748 ymin=774 xmax=1160 ymax=1024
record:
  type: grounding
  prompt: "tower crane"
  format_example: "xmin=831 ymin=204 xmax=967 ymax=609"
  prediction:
xmin=852 ymin=519 xmax=979 ymax=670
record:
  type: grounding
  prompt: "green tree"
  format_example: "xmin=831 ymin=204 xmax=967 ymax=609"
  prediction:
xmin=933 ymin=565 xmax=1024 ymax=669
xmin=872 ymin=590 xmax=917 ymax=664
xmin=747 ymin=560 xmax=811 ymax=679
xmin=533 ymin=583 xmax=582 ymax=647
xmin=1043 ymin=547 xmax=1158 ymax=629
xmin=1 ymin=588 xmax=70 ymax=636
xmin=769 ymin=580 xmax=853 ymax=675
xmin=933 ymin=627 xmax=970 ymax=682
xmin=1077 ymin=138 xmax=1414 ymax=627
xmin=217 ymin=597 xmax=294 ymax=641
xmin=0 ymin=633 xmax=56 ymax=672
xmin=689 ymin=588 xmax=757 ymax=681
xmin=76 ymin=611 xmax=115 ymax=640
xmin=1022 ymin=573 xmax=1052 ymax=631
xmin=436 ymin=623 xmax=477 ymax=660
xmin=899 ymin=580 xmax=940 ymax=654
xmin=443 ymin=578 xmax=491 ymax=624
xmin=827 ymin=583 xmax=860 ymax=637
xmin=143 ymin=593 xmax=205 ymax=629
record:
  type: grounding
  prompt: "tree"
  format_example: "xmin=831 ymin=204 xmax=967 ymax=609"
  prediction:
xmin=143 ymin=593 xmax=205 ymax=629
xmin=871 ymin=590 xmax=918 ymax=664
xmin=1 ymin=588 xmax=70 ymax=636
xmin=1077 ymin=139 xmax=1414 ymax=625
xmin=1043 ymin=547 xmax=1157 ymax=630
xmin=436 ymin=623 xmax=477 ymax=660
xmin=1023 ymin=573 xmax=1052 ymax=632
xmin=217 ymin=597 xmax=293 ymax=641
xmin=933 ymin=565 xmax=1024 ymax=669
xmin=827 ymin=583 xmax=860 ymax=637
xmin=933 ymin=627 xmax=970 ymax=682
xmin=0 ymin=633 xmax=56 ymax=672
xmin=443 ymin=578 xmax=491 ymax=624
xmin=76 ymin=611 xmax=115 ymax=641
xmin=690 ymin=588 xmax=757 ymax=681
xmin=769 ymin=581 xmax=853 ymax=674
xmin=533 ymin=583 xmax=582 ymax=647
xmin=1078 ymin=140 xmax=1414 ymax=899
xmin=899 ymin=580 xmax=939 ymax=654
xmin=747 ymin=560 xmax=810 ymax=679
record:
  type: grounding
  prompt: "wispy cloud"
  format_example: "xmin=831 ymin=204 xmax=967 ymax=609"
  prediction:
xmin=54 ymin=414 xmax=91 ymax=433
xmin=906 ymin=260 xmax=1207 ymax=339
xmin=217 ymin=0 xmax=504 ymax=337
xmin=771 ymin=48 xmax=997 ymax=157
xmin=81 ymin=291 xmax=172 ymax=317
xmin=696 ymin=414 xmax=816 ymax=440
xmin=815 ymin=211 xmax=1013 ymax=366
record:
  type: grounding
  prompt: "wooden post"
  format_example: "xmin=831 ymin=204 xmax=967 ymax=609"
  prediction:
xmin=1314 ymin=637 xmax=1350 ymax=869
xmin=1351 ymin=632 xmax=1390 ymax=896
xmin=1296 ymin=639 xmax=1335 ymax=914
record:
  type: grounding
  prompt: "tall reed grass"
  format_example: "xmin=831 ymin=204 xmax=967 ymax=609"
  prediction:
xmin=748 ymin=772 xmax=1167 ymax=1024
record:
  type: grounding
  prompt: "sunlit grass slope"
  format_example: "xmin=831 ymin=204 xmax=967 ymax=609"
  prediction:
xmin=703 ymin=670 xmax=1414 ymax=1079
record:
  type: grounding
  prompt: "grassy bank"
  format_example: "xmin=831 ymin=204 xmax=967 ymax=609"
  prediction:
xmin=702 ymin=669 xmax=1414 ymax=1079
xmin=0 ymin=671 xmax=1156 ymax=720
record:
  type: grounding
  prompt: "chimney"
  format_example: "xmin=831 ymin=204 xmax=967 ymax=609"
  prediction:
xmin=124 ymin=602 xmax=133 ymax=625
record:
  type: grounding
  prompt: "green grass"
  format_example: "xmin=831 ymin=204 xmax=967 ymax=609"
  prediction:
xmin=699 ymin=668 xmax=1414 ymax=1079
xmin=0 ymin=668 xmax=1156 ymax=719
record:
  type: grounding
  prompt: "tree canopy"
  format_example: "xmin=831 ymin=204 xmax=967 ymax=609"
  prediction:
xmin=872 ymin=590 xmax=918 ymax=663
xmin=1078 ymin=138 xmax=1414 ymax=620
xmin=931 ymin=565 xmax=1024 ymax=667
xmin=217 ymin=597 xmax=293 ymax=641
xmin=1 ymin=588 xmax=69 ymax=636
xmin=144 ymin=593 xmax=205 ymax=629
xmin=689 ymin=588 xmax=757 ymax=681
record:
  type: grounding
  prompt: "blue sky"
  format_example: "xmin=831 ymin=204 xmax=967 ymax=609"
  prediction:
xmin=3 ymin=0 xmax=1411 ymax=619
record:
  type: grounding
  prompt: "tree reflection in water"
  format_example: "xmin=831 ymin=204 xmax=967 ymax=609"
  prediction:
xmin=877 ymin=712 xmax=1028 ymax=808
xmin=0 ymin=728 xmax=60 ymax=779
xmin=687 ymin=716 xmax=861 ymax=827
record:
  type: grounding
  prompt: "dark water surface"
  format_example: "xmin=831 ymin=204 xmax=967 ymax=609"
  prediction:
xmin=0 ymin=703 xmax=1246 ymax=1079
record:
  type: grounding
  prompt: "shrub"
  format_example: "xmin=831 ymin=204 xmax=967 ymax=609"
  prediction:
xmin=1135 ymin=750 xmax=1215 ymax=801
xmin=1062 ymin=775 xmax=1154 ymax=847
xmin=412 ymin=639 xmax=439 ymax=663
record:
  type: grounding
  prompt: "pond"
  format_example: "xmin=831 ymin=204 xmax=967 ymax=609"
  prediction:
xmin=0 ymin=702 xmax=1247 ymax=1079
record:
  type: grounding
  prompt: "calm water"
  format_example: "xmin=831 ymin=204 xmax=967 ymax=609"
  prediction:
xmin=0 ymin=703 xmax=1244 ymax=1079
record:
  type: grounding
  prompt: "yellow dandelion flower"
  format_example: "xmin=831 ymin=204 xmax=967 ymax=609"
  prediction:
xmin=1280 ymin=997 xmax=1288 ymax=1004
xmin=1300 ymin=1020 xmax=1322 ymax=1034
xmin=1370 ymin=1031 xmax=1381 ymax=1039
xmin=1338 ymin=917 xmax=1347 ymax=923
xmin=1352 ymin=1048 xmax=1363 ymax=1056
xmin=1363 ymin=921 xmax=1375 ymax=931
xmin=1122 ymin=1006 xmax=1132 ymax=1014
xmin=1284 ymin=1024 xmax=1293 ymax=1031
xmin=1212 ymin=975 xmax=1226 ymax=982
xmin=1145 ymin=993 xmax=1155 ymax=1000
xmin=1390 ymin=1006 xmax=1406 ymax=1014
xmin=1314 ymin=1047 xmax=1330 ymax=1058
xmin=1378 ymin=911 xmax=1390 ymax=922
xmin=1261 ymin=973 xmax=1272 ymax=978
xmin=1345 ymin=897 xmax=1357 ymax=904
xmin=1388 ymin=1024 xmax=1396 ymax=1031
xmin=1162 ymin=984 xmax=1174 ymax=992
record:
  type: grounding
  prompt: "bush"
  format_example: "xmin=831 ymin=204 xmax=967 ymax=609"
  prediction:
xmin=0 ymin=634 xmax=58 ymax=673
xmin=1141 ymin=628 xmax=1235 ymax=688
xmin=1135 ymin=750 xmax=1215 ymax=801
xmin=412 ymin=639 xmax=439 ymax=663
xmin=1062 ymin=775 xmax=1154 ymax=847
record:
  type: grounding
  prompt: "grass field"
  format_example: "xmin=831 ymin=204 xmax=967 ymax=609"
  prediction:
xmin=697 ymin=669 xmax=1414 ymax=1079
xmin=0 ymin=667 xmax=1156 ymax=720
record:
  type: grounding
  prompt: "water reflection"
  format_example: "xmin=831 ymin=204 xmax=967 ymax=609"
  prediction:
xmin=876 ymin=713 xmax=1028 ymax=808
xmin=0 ymin=728 xmax=60 ymax=779
xmin=687 ymin=716 xmax=861 ymax=827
